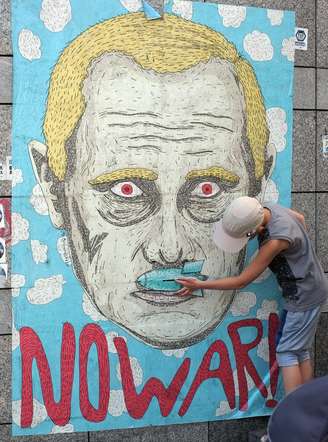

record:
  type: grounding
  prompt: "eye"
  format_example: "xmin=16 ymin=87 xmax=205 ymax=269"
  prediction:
xmin=110 ymin=181 xmax=143 ymax=198
xmin=191 ymin=181 xmax=221 ymax=198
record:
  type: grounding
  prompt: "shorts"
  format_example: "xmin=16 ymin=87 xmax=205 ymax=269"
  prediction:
xmin=275 ymin=305 xmax=322 ymax=367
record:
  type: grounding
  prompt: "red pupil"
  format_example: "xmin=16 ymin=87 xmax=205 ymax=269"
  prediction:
xmin=121 ymin=183 xmax=133 ymax=195
xmin=201 ymin=183 xmax=213 ymax=195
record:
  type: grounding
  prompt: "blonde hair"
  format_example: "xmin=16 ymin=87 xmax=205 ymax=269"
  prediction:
xmin=44 ymin=12 xmax=269 ymax=181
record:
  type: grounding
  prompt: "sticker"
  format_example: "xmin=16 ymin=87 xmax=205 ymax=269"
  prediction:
xmin=6 ymin=156 xmax=12 ymax=179
xmin=0 ymin=162 xmax=6 ymax=180
xmin=322 ymin=134 xmax=328 ymax=159
xmin=0 ymin=204 xmax=5 ymax=228
xmin=0 ymin=263 xmax=8 ymax=287
xmin=0 ymin=238 xmax=6 ymax=263
xmin=295 ymin=27 xmax=308 ymax=51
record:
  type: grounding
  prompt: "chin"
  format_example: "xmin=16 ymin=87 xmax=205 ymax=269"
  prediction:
xmin=114 ymin=314 xmax=230 ymax=350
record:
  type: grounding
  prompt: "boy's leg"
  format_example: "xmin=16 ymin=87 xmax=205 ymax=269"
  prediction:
xmin=281 ymin=364 xmax=302 ymax=394
xmin=299 ymin=353 xmax=313 ymax=383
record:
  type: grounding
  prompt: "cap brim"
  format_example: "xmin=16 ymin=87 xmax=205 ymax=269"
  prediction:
xmin=213 ymin=220 xmax=249 ymax=253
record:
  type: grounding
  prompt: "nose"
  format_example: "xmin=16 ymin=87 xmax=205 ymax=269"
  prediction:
xmin=143 ymin=211 xmax=195 ymax=266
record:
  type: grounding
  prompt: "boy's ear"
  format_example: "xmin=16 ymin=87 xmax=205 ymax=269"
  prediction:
xmin=28 ymin=140 xmax=64 ymax=228
xmin=258 ymin=142 xmax=277 ymax=201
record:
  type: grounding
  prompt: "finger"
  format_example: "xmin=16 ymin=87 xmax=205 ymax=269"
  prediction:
xmin=176 ymin=288 xmax=192 ymax=297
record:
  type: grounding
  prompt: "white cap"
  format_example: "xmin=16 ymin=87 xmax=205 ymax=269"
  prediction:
xmin=213 ymin=197 xmax=264 ymax=253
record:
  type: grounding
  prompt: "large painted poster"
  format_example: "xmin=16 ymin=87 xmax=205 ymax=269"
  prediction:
xmin=12 ymin=0 xmax=295 ymax=436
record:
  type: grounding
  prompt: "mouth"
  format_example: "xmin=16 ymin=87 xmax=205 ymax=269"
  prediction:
xmin=132 ymin=290 xmax=196 ymax=306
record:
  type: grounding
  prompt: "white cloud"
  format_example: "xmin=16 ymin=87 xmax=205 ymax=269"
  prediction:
xmin=57 ymin=236 xmax=71 ymax=265
xmin=120 ymin=0 xmax=142 ymax=12
xmin=51 ymin=423 xmax=74 ymax=433
xmin=218 ymin=5 xmax=246 ymax=28
xmin=244 ymin=31 xmax=273 ymax=61
xmin=117 ymin=357 xmax=143 ymax=387
xmin=267 ymin=9 xmax=284 ymax=26
xmin=256 ymin=299 xmax=279 ymax=320
xmin=162 ymin=348 xmax=189 ymax=358
xmin=40 ymin=0 xmax=71 ymax=32
xmin=215 ymin=400 xmax=233 ymax=416
xmin=31 ymin=240 xmax=48 ymax=264
xmin=12 ymin=399 xmax=47 ymax=428
xmin=263 ymin=179 xmax=279 ymax=204
xmin=106 ymin=331 xmax=127 ymax=354
xmin=257 ymin=337 xmax=269 ymax=362
xmin=230 ymin=291 xmax=257 ymax=317
xmin=12 ymin=320 xmax=20 ymax=351
xmin=11 ymin=273 xmax=25 ymax=297
xmin=18 ymin=29 xmax=41 ymax=61
xmin=27 ymin=275 xmax=65 ymax=304
xmin=12 ymin=169 xmax=23 ymax=188
xmin=12 ymin=213 xmax=29 ymax=246
xmin=267 ymin=107 xmax=288 ymax=153
xmin=172 ymin=0 xmax=193 ymax=20
xmin=108 ymin=390 xmax=127 ymax=417
xmin=249 ymin=251 xmax=272 ymax=283
xmin=281 ymin=36 xmax=295 ymax=62
xmin=82 ymin=292 xmax=107 ymax=322
xmin=30 ymin=184 xmax=49 ymax=216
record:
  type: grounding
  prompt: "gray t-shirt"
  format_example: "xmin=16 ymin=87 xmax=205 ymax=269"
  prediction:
xmin=258 ymin=203 xmax=328 ymax=312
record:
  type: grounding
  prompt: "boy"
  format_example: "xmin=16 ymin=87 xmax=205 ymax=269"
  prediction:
xmin=177 ymin=196 xmax=328 ymax=394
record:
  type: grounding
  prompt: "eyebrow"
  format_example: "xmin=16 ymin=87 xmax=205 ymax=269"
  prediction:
xmin=89 ymin=168 xmax=158 ymax=185
xmin=186 ymin=167 xmax=240 ymax=184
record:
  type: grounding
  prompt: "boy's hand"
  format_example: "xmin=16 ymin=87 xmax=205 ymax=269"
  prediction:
xmin=176 ymin=277 xmax=204 ymax=296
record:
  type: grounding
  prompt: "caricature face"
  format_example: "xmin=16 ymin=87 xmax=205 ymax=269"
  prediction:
xmin=48 ymin=54 xmax=259 ymax=348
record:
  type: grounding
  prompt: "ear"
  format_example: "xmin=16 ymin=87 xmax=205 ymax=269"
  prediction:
xmin=257 ymin=142 xmax=277 ymax=202
xmin=28 ymin=140 xmax=64 ymax=228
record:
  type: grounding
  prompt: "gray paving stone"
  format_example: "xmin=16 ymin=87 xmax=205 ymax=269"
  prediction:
xmin=316 ymin=111 xmax=328 ymax=192
xmin=317 ymin=0 xmax=328 ymax=68
xmin=0 ymin=0 xmax=11 ymax=55
xmin=0 ymin=105 xmax=12 ymax=196
xmin=0 ymin=290 xmax=11 ymax=334
xmin=317 ymin=69 xmax=328 ymax=110
xmin=321 ymin=287 xmax=328 ymax=313
xmin=0 ymin=57 xmax=12 ymax=103
xmin=208 ymin=416 xmax=269 ymax=442
xmin=294 ymin=68 xmax=315 ymax=109
xmin=291 ymin=193 xmax=316 ymax=245
xmin=204 ymin=0 xmax=314 ymax=66
xmin=0 ymin=335 xmax=11 ymax=423
xmin=292 ymin=111 xmax=315 ymax=192
xmin=90 ymin=422 xmax=208 ymax=441
xmin=0 ymin=425 xmax=88 ymax=442
xmin=315 ymin=313 xmax=328 ymax=377
xmin=316 ymin=193 xmax=328 ymax=273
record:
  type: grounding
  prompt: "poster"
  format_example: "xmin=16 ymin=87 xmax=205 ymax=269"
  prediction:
xmin=12 ymin=0 xmax=295 ymax=436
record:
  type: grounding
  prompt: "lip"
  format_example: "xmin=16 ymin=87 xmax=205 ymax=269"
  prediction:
xmin=132 ymin=290 xmax=196 ymax=306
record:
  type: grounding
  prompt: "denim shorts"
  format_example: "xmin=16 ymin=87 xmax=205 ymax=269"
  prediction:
xmin=275 ymin=305 xmax=322 ymax=367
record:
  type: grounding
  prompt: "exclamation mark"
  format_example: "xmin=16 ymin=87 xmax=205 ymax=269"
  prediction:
xmin=265 ymin=312 xmax=280 ymax=408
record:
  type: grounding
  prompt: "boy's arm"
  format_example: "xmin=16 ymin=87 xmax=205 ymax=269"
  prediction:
xmin=177 ymin=239 xmax=289 ymax=295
